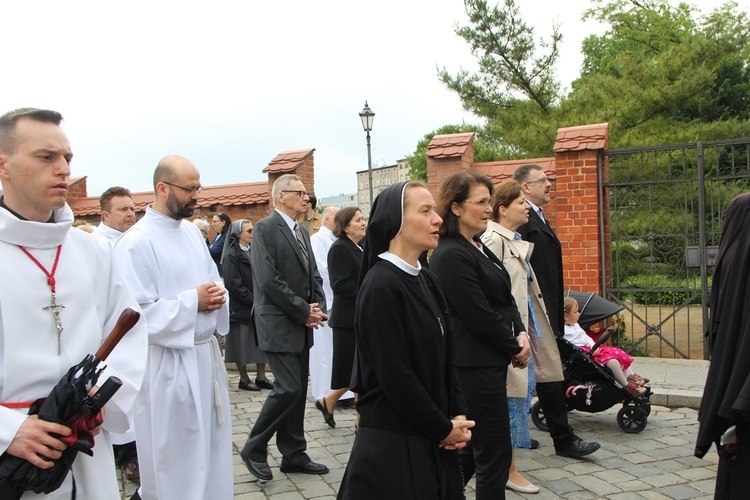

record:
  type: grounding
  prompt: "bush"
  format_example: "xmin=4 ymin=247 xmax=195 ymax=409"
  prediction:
xmin=620 ymin=274 xmax=704 ymax=305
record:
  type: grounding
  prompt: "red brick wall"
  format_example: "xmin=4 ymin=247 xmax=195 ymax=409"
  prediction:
xmin=427 ymin=158 xmax=471 ymax=193
xmin=553 ymin=150 xmax=604 ymax=295
xmin=68 ymin=178 xmax=87 ymax=200
xmin=426 ymin=127 xmax=609 ymax=298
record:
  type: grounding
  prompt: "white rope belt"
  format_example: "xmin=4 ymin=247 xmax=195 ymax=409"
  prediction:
xmin=195 ymin=335 xmax=227 ymax=425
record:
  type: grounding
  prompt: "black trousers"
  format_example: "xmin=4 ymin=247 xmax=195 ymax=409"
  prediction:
xmin=243 ymin=348 xmax=311 ymax=466
xmin=536 ymin=380 xmax=576 ymax=450
xmin=457 ymin=366 xmax=511 ymax=500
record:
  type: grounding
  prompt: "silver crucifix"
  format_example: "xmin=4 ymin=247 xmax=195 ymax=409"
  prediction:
xmin=43 ymin=292 xmax=65 ymax=354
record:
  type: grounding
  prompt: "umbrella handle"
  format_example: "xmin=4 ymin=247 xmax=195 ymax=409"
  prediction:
xmin=95 ymin=308 xmax=141 ymax=361
xmin=89 ymin=376 xmax=122 ymax=411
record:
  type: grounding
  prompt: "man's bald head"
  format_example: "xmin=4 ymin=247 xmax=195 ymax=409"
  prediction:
xmin=321 ymin=206 xmax=339 ymax=231
xmin=153 ymin=155 xmax=197 ymax=191
xmin=152 ymin=155 xmax=202 ymax=220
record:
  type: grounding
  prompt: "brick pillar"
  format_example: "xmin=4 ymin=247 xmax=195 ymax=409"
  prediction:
xmin=553 ymin=124 xmax=609 ymax=297
xmin=425 ymin=133 xmax=475 ymax=198
xmin=67 ymin=177 xmax=88 ymax=199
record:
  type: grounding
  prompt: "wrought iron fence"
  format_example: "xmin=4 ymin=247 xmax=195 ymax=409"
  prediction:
xmin=598 ymin=138 xmax=750 ymax=359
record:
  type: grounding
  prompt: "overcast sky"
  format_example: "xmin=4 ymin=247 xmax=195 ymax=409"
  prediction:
xmin=0 ymin=0 xmax=734 ymax=199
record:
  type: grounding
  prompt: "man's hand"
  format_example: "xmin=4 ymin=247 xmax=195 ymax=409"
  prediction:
xmin=305 ymin=303 xmax=329 ymax=328
xmin=197 ymin=282 xmax=227 ymax=312
xmin=6 ymin=416 xmax=71 ymax=469
xmin=440 ymin=417 xmax=475 ymax=450
xmin=512 ymin=334 xmax=532 ymax=369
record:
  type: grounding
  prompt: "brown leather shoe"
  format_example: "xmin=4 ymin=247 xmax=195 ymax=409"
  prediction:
xmin=123 ymin=461 xmax=140 ymax=481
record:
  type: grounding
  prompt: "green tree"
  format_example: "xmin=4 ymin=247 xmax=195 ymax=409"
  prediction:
xmin=406 ymin=124 xmax=502 ymax=182
xmin=438 ymin=0 xmax=750 ymax=154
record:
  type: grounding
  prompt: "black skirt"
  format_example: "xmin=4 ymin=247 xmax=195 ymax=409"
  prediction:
xmin=224 ymin=321 xmax=266 ymax=365
xmin=337 ymin=427 xmax=463 ymax=500
xmin=331 ymin=327 xmax=356 ymax=389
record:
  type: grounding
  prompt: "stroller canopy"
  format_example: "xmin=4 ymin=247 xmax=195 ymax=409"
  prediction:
xmin=566 ymin=290 xmax=624 ymax=329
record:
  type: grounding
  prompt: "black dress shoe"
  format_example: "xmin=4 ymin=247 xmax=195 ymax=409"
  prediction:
xmin=337 ymin=398 xmax=356 ymax=409
xmin=280 ymin=461 xmax=329 ymax=475
xmin=239 ymin=380 xmax=260 ymax=391
xmin=556 ymin=438 xmax=601 ymax=458
xmin=240 ymin=452 xmax=273 ymax=481
xmin=315 ymin=399 xmax=336 ymax=428
xmin=529 ymin=439 xmax=540 ymax=450
xmin=255 ymin=378 xmax=274 ymax=390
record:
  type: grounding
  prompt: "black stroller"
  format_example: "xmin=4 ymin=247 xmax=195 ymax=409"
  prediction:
xmin=530 ymin=291 xmax=652 ymax=434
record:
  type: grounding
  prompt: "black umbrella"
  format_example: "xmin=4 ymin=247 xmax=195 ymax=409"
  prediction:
xmin=0 ymin=308 xmax=140 ymax=499
xmin=566 ymin=290 xmax=624 ymax=329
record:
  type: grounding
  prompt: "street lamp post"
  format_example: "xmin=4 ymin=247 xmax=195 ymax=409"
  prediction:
xmin=359 ymin=101 xmax=375 ymax=216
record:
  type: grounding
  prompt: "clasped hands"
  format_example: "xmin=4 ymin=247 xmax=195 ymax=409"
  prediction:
xmin=440 ymin=416 xmax=475 ymax=450
xmin=306 ymin=303 xmax=329 ymax=329
xmin=197 ymin=281 xmax=227 ymax=312
xmin=512 ymin=333 xmax=532 ymax=369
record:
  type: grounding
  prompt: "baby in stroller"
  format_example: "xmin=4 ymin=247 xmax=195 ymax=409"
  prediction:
xmin=563 ymin=297 xmax=648 ymax=396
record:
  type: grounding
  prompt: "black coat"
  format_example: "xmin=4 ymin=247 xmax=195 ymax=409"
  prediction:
xmin=517 ymin=205 xmax=565 ymax=336
xmin=353 ymin=260 xmax=467 ymax=442
xmin=223 ymin=243 xmax=253 ymax=323
xmin=696 ymin=214 xmax=750 ymax=458
xmin=328 ymin=237 xmax=361 ymax=329
xmin=430 ymin=233 xmax=524 ymax=367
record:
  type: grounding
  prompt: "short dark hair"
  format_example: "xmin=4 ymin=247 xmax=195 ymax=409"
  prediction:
xmin=100 ymin=186 xmax=132 ymax=213
xmin=437 ymin=171 xmax=494 ymax=237
xmin=490 ymin=180 xmax=523 ymax=221
xmin=308 ymin=194 xmax=317 ymax=210
xmin=213 ymin=212 xmax=231 ymax=234
xmin=0 ymin=108 xmax=63 ymax=154
xmin=512 ymin=164 xmax=544 ymax=184
xmin=333 ymin=206 xmax=361 ymax=238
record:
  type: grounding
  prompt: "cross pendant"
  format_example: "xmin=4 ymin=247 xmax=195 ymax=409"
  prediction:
xmin=43 ymin=292 xmax=65 ymax=355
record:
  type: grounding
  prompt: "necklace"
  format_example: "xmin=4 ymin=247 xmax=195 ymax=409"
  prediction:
xmin=19 ymin=245 xmax=64 ymax=354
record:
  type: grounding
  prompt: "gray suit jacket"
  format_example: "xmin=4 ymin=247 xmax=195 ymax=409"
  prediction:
xmin=250 ymin=210 xmax=326 ymax=353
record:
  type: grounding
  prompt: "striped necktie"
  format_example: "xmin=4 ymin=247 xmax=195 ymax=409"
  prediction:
xmin=294 ymin=223 xmax=310 ymax=273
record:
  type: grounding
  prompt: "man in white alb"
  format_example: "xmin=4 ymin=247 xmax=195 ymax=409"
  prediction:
xmin=0 ymin=107 xmax=147 ymax=499
xmin=93 ymin=186 xmax=136 ymax=240
xmin=309 ymin=206 xmax=354 ymax=406
xmin=92 ymin=186 xmax=141 ymax=482
xmin=115 ymin=155 xmax=232 ymax=500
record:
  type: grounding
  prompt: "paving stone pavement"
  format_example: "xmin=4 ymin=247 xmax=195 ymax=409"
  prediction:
xmin=118 ymin=369 xmax=718 ymax=499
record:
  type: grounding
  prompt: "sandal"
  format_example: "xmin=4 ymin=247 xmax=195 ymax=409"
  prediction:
xmin=315 ymin=399 xmax=336 ymax=428
xmin=625 ymin=381 xmax=647 ymax=396
xmin=628 ymin=374 xmax=649 ymax=386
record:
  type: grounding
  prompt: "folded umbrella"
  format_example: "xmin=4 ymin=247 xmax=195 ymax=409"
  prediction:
xmin=0 ymin=308 xmax=140 ymax=499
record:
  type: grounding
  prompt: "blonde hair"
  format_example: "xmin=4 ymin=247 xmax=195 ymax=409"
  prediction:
xmin=563 ymin=296 xmax=579 ymax=315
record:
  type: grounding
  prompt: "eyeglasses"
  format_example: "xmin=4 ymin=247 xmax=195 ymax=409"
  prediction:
xmin=244 ymin=228 xmax=254 ymax=234
xmin=163 ymin=181 xmax=203 ymax=194
xmin=526 ymin=177 xmax=554 ymax=185
xmin=282 ymin=190 xmax=309 ymax=198
xmin=464 ymin=198 xmax=492 ymax=208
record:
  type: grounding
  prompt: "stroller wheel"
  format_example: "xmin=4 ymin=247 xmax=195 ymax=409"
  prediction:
xmin=617 ymin=406 xmax=648 ymax=433
xmin=530 ymin=400 xmax=548 ymax=432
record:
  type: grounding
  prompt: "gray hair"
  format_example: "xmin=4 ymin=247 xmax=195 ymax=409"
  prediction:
xmin=271 ymin=174 xmax=302 ymax=201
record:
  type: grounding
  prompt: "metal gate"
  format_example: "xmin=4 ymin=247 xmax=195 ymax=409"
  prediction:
xmin=598 ymin=138 xmax=750 ymax=359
